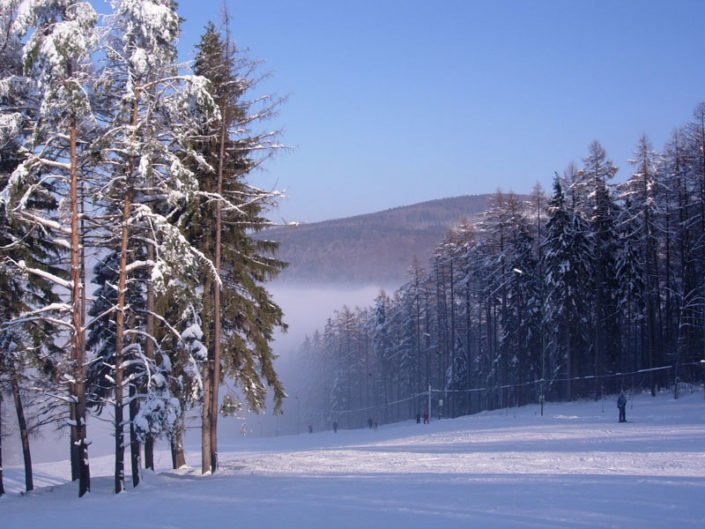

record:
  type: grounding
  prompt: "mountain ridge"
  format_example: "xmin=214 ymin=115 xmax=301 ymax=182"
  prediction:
xmin=260 ymin=194 xmax=496 ymax=285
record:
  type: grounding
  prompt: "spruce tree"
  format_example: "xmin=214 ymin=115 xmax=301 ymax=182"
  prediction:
xmin=188 ymin=21 xmax=286 ymax=473
xmin=582 ymin=142 xmax=621 ymax=395
xmin=3 ymin=0 xmax=99 ymax=497
xmin=542 ymin=177 xmax=593 ymax=399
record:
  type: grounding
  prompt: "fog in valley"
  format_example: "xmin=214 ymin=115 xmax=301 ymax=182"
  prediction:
xmin=240 ymin=281 xmax=397 ymax=437
xmin=269 ymin=281 xmax=395 ymax=357
xmin=1 ymin=281 xmax=392 ymax=466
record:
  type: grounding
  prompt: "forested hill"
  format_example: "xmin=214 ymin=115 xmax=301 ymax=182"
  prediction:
xmin=258 ymin=195 xmax=495 ymax=285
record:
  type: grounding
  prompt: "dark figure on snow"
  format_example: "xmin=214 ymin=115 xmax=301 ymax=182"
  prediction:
xmin=423 ymin=409 xmax=429 ymax=424
xmin=368 ymin=417 xmax=373 ymax=429
xmin=333 ymin=421 xmax=338 ymax=433
xmin=617 ymin=392 xmax=627 ymax=423
xmin=416 ymin=412 xmax=421 ymax=424
xmin=308 ymin=424 xmax=313 ymax=433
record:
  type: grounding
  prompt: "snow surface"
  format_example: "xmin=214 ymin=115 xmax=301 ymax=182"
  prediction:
xmin=3 ymin=389 xmax=704 ymax=528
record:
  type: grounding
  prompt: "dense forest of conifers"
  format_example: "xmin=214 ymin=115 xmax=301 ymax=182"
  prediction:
xmin=291 ymin=106 xmax=705 ymax=430
xmin=0 ymin=1 xmax=284 ymax=497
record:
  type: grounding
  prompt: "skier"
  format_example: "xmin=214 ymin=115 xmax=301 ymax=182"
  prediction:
xmin=423 ymin=408 xmax=429 ymax=424
xmin=617 ymin=392 xmax=627 ymax=423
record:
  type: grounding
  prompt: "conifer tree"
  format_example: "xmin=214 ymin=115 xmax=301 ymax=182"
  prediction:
xmin=542 ymin=177 xmax=593 ymax=399
xmin=188 ymin=21 xmax=286 ymax=473
xmin=89 ymin=0 xmax=218 ymax=492
xmin=618 ymin=136 xmax=663 ymax=392
xmin=582 ymin=142 xmax=621 ymax=395
xmin=3 ymin=0 xmax=99 ymax=497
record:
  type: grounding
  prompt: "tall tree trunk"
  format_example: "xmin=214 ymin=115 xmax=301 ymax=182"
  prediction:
xmin=0 ymin=390 xmax=4 ymax=496
xmin=70 ymin=118 xmax=90 ymax=497
xmin=69 ymin=401 xmax=79 ymax=481
xmin=113 ymin=190 xmax=131 ymax=494
xmin=113 ymin=82 xmax=143 ymax=492
xmin=171 ymin=411 xmax=187 ymax=469
xmin=201 ymin=354 xmax=212 ymax=473
xmin=11 ymin=371 xmax=33 ymax=492
xmin=129 ymin=384 xmax=141 ymax=487
xmin=209 ymin=103 xmax=227 ymax=473
xmin=112 ymin=80 xmax=141 ymax=492
xmin=144 ymin=240 xmax=156 ymax=471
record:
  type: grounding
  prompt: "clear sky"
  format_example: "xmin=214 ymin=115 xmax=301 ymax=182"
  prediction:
xmin=138 ymin=1 xmax=705 ymax=222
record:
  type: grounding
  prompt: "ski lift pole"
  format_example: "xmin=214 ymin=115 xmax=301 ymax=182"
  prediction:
xmin=428 ymin=384 xmax=432 ymax=423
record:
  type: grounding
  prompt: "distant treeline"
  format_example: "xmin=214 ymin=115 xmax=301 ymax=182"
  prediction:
xmin=290 ymin=103 xmax=705 ymax=428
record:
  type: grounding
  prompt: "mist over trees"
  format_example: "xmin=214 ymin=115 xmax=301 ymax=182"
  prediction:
xmin=290 ymin=106 xmax=705 ymax=431
xmin=0 ymin=0 xmax=285 ymax=497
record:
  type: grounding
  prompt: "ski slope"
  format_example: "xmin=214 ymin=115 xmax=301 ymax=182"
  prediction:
xmin=3 ymin=389 xmax=704 ymax=529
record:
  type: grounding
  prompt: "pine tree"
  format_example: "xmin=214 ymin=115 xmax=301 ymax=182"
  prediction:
xmin=582 ymin=141 xmax=621 ymax=395
xmin=618 ymin=136 xmax=663 ymax=392
xmin=542 ymin=177 xmax=593 ymax=399
xmin=89 ymin=0 xmax=219 ymax=492
xmin=188 ymin=20 xmax=286 ymax=473
xmin=3 ymin=0 xmax=100 ymax=497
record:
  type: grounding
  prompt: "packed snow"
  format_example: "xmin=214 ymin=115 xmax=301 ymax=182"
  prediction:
xmin=3 ymin=389 xmax=704 ymax=528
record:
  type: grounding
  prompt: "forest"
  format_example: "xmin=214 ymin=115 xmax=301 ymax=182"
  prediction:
xmin=0 ymin=0 xmax=285 ymax=497
xmin=289 ymin=112 xmax=705 ymax=432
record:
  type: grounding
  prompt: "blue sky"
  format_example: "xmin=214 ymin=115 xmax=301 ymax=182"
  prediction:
xmin=159 ymin=1 xmax=705 ymax=222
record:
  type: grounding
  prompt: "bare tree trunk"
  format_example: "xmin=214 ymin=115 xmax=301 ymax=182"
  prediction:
xmin=201 ymin=356 xmax=212 ymax=474
xmin=209 ymin=98 xmax=227 ymax=474
xmin=0 ymin=390 xmax=4 ymax=496
xmin=70 ymin=118 xmax=90 ymax=497
xmin=129 ymin=385 xmax=141 ymax=487
xmin=113 ymin=190 xmax=131 ymax=494
xmin=144 ymin=240 xmax=156 ymax=471
xmin=69 ymin=401 xmax=79 ymax=481
xmin=171 ymin=411 xmax=187 ymax=469
xmin=113 ymin=82 xmax=144 ymax=492
xmin=144 ymin=434 xmax=155 ymax=471
xmin=11 ymin=372 xmax=33 ymax=492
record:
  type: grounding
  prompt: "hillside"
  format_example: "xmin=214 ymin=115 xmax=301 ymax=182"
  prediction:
xmin=259 ymin=194 xmax=494 ymax=285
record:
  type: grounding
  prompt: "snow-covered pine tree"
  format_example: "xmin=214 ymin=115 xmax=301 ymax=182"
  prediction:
xmin=660 ymin=113 xmax=705 ymax=393
xmin=90 ymin=0 xmax=218 ymax=492
xmin=503 ymin=213 xmax=541 ymax=406
xmin=372 ymin=292 xmax=393 ymax=421
xmin=617 ymin=136 xmax=663 ymax=393
xmin=3 ymin=0 xmax=100 ymax=497
xmin=542 ymin=176 xmax=593 ymax=400
xmin=582 ymin=142 xmax=621 ymax=396
xmin=683 ymin=105 xmax=705 ymax=382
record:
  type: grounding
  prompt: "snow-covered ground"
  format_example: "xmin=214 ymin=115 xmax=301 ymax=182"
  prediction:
xmin=3 ymin=389 xmax=704 ymax=529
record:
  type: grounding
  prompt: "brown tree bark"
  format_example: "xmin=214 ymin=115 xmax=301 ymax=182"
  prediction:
xmin=70 ymin=118 xmax=90 ymax=497
xmin=209 ymin=100 xmax=227 ymax=473
xmin=0 ymin=390 xmax=4 ymax=496
xmin=144 ymin=240 xmax=156 ymax=471
xmin=11 ymin=371 xmax=33 ymax=492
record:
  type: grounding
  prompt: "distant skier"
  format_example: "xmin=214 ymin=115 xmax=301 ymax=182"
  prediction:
xmin=333 ymin=421 xmax=338 ymax=433
xmin=423 ymin=409 xmax=429 ymax=424
xmin=617 ymin=392 xmax=627 ymax=423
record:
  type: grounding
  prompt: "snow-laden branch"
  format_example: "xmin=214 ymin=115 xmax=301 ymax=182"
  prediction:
xmin=8 ymin=257 xmax=72 ymax=289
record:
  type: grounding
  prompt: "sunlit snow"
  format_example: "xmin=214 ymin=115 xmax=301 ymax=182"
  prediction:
xmin=3 ymin=390 xmax=704 ymax=528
